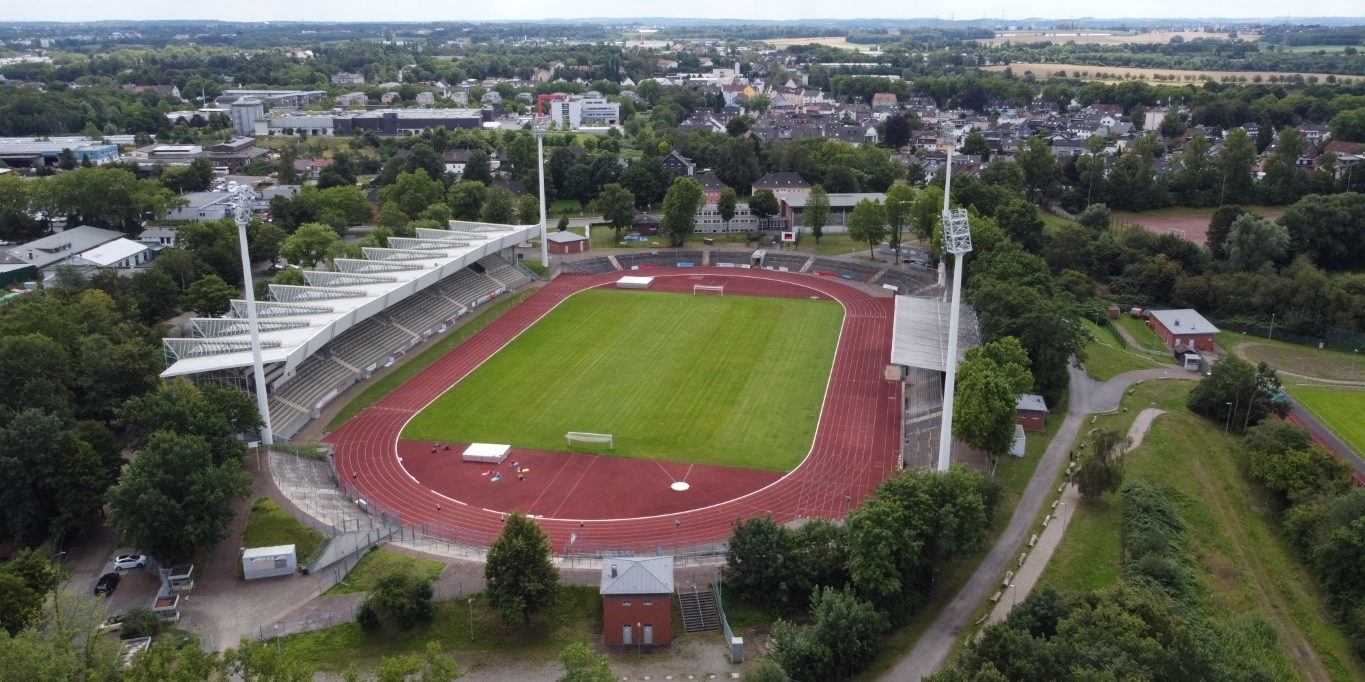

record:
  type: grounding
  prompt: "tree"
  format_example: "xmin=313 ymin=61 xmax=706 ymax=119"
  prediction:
xmin=741 ymin=661 xmax=790 ymax=682
xmin=910 ymin=186 xmax=943 ymax=240
xmin=748 ymin=189 xmax=780 ymax=224
xmin=960 ymin=132 xmax=991 ymax=161
xmin=184 ymin=275 xmax=235 ymax=318
xmin=883 ymin=113 xmax=912 ymax=150
xmin=1016 ymin=136 xmax=1061 ymax=202
xmin=1076 ymin=202 xmax=1111 ymax=230
xmin=356 ymin=568 xmax=436 ymax=631
xmin=463 ymin=151 xmax=492 ymax=184
xmin=597 ymin=184 xmax=636 ymax=240
xmin=78 ymin=335 xmax=160 ymax=423
xmin=402 ymin=142 xmax=445 ymax=181
xmin=726 ymin=115 xmax=753 ymax=137
xmin=281 ymin=223 xmax=341 ymax=267
xmin=563 ymin=165 xmax=594 ymax=212
xmin=484 ymin=511 xmax=559 ymax=625
xmin=555 ymin=641 xmax=614 ymax=682
xmin=248 ymin=222 xmax=286 ymax=269
xmin=107 ymin=432 xmax=251 ymax=560
xmin=1159 ymin=108 xmax=1187 ymax=139
xmin=517 ymin=193 xmax=540 ymax=226
xmin=717 ymin=137 xmax=762 ymax=192
xmin=1225 ymin=214 xmax=1288 ymax=273
xmin=129 ymin=268 xmax=182 ymax=324
xmin=0 ymin=549 xmax=64 ymax=635
xmin=1217 ymin=127 xmax=1258 ymax=205
xmin=1075 ymin=428 xmax=1128 ymax=502
xmin=481 ymin=186 xmax=517 ymax=225
xmin=1187 ymin=356 xmax=1289 ymax=432
xmin=224 ymin=636 xmax=313 ymax=682
xmin=659 ymin=177 xmax=705 ymax=247
xmin=381 ymin=170 xmax=446 ymax=218
xmin=58 ymin=148 xmax=78 ymax=171
xmin=724 ymin=515 xmax=799 ymax=609
xmin=953 ymin=339 xmax=1033 ymax=466
xmin=446 ymin=181 xmax=487 ymax=221
xmin=1280 ymin=193 xmax=1365 ymax=271
xmin=1330 ymin=108 xmax=1365 ymax=143
xmin=993 ymin=200 xmax=1046 ymax=255
xmin=376 ymin=202 xmax=409 ymax=231
xmin=769 ymin=587 xmax=887 ymax=682
xmin=846 ymin=199 xmax=887 ymax=261
xmin=804 ymin=185 xmax=831 ymax=245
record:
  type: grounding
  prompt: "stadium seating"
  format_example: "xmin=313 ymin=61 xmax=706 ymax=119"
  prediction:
xmin=476 ymin=254 xmax=533 ymax=289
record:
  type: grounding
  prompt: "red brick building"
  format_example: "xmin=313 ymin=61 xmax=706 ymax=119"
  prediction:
xmin=600 ymin=556 xmax=674 ymax=646
xmin=1015 ymin=394 xmax=1048 ymax=432
xmin=1147 ymin=309 xmax=1219 ymax=353
xmin=546 ymin=230 xmax=590 ymax=254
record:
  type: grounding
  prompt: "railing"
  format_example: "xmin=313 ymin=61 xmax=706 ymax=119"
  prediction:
xmin=713 ymin=579 xmax=743 ymax=663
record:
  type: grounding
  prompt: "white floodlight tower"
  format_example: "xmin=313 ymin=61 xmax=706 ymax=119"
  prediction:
xmin=232 ymin=186 xmax=273 ymax=446
xmin=937 ymin=121 xmax=972 ymax=471
xmin=533 ymin=116 xmax=550 ymax=268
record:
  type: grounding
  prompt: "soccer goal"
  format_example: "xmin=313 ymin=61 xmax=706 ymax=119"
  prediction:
xmin=693 ymin=284 xmax=725 ymax=297
xmin=566 ymin=432 xmax=613 ymax=449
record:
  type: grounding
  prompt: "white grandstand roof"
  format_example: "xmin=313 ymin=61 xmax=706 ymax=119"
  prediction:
xmin=160 ymin=221 xmax=539 ymax=379
xmin=889 ymin=295 xmax=982 ymax=372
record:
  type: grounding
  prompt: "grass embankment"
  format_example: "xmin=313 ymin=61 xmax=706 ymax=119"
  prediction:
xmin=1082 ymin=320 xmax=1173 ymax=381
xmin=1038 ymin=381 xmax=1365 ymax=681
xmin=1219 ymin=330 xmax=1365 ymax=382
xmin=325 ymin=289 xmax=536 ymax=431
xmin=1284 ymin=386 xmax=1365 ymax=457
xmin=281 ymin=585 xmax=603 ymax=671
xmin=1109 ymin=205 xmax=1282 ymax=223
xmin=238 ymin=498 xmax=328 ymax=579
xmin=403 ymin=289 xmax=843 ymax=471
xmin=324 ymin=547 xmax=445 ymax=596
xmin=1115 ymin=314 xmax=1171 ymax=354
xmin=849 ymin=396 xmax=1064 ymax=681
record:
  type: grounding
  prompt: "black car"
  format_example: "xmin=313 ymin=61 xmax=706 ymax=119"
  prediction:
xmin=94 ymin=572 xmax=121 ymax=597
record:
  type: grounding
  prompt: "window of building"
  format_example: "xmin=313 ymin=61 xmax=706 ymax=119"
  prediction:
xmin=643 ymin=600 xmax=653 ymax=606
xmin=621 ymin=601 xmax=631 ymax=607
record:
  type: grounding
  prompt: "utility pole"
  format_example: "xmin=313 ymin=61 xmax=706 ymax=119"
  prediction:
xmin=937 ymin=121 xmax=973 ymax=472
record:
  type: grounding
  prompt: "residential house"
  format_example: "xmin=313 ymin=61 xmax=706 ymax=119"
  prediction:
xmin=330 ymin=72 xmax=365 ymax=85
xmin=1016 ymin=394 xmax=1048 ymax=432
xmin=694 ymin=174 xmax=728 ymax=203
xmin=415 ymin=92 xmax=436 ymax=107
xmin=661 ymin=150 xmax=696 ymax=177
xmin=165 ymin=192 xmax=240 ymax=223
xmin=1146 ymin=309 xmax=1219 ymax=353
xmin=335 ymin=92 xmax=368 ymax=107
xmin=3 ymin=225 xmax=125 ymax=279
xmin=600 ymin=557 xmax=674 ymax=647
xmin=752 ymin=172 xmax=811 ymax=198
xmin=871 ymin=93 xmax=899 ymax=111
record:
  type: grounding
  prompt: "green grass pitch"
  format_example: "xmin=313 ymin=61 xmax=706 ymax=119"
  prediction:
xmin=1285 ymin=386 xmax=1365 ymax=457
xmin=401 ymin=289 xmax=843 ymax=471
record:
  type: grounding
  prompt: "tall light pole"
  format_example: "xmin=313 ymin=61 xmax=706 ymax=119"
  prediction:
xmin=937 ymin=121 xmax=972 ymax=472
xmin=534 ymin=117 xmax=550 ymax=268
xmin=233 ymin=186 xmax=273 ymax=446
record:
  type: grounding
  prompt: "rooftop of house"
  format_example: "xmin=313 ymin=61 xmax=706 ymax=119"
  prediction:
xmin=1148 ymin=309 xmax=1219 ymax=335
xmin=1016 ymin=394 xmax=1047 ymax=412
xmin=600 ymin=556 xmax=674 ymax=596
xmin=71 ymin=238 xmax=148 ymax=267
xmin=546 ymin=230 xmax=588 ymax=243
xmin=753 ymin=172 xmax=811 ymax=189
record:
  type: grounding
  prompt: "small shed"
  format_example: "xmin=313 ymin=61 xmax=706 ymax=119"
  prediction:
xmin=242 ymin=544 xmax=297 ymax=580
xmin=1147 ymin=309 xmax=1219 ymax=353
xmin=632 ymin=213 xmax=661 ymax=236
xmin=601 ymin=556 xmax=674 ymax=646
xmin=547 ymin=230 xmax=589 ymax=254
xmin=1016 ymin=394 xmax=1048 ymax=432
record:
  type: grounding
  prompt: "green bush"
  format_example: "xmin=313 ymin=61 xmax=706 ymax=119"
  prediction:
xmin=120 ymin=607 xmax=161 ymax=639
xmin=355 ymin=569 xmax=435 ymax=631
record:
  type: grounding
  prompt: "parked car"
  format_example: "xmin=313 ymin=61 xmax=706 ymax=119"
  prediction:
xmin=113 ymin=554 xmax=146 ymax=571
xmin=94 ymin=572 xmax=121 ymax=597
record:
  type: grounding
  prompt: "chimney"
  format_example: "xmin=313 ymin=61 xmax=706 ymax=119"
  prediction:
xmin=610 ymin=564 xmax=617 ymax=578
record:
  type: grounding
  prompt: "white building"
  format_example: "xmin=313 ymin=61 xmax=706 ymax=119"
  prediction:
xmin=230 ymin=99 xmax=264 ymax=136
xmin=65 ymin=237 xmax=154 ymax=273
xmin=550 ymin=96 xmax=621 ymax=130
xmin=165 ymin=192 xmax=238 ymax=222
xmin=330 ymin=72 xmax=365 ymax=86
xmin=253 ymin=113 xmax=337 ymax=137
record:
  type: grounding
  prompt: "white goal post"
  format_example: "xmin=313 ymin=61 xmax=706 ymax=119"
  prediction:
xmin=693 ymin=284 xmax=725 ymax=297
xmin=566 ymin=432 xmax=613 ymax=449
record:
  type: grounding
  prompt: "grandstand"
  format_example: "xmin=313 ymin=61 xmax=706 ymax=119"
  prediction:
xmin=161 ymin=220 xmax=540 ymax=440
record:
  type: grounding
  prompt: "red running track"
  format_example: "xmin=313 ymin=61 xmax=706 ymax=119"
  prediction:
xmin=327 ymin=268 xmax=901 ymax=553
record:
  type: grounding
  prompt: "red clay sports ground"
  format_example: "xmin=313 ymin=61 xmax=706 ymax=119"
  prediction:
xmin=328 ymin=268 xmax=900 ymax=553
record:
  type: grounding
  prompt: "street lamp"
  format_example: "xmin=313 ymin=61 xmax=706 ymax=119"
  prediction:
xmin=1009 ymin=583 xmax=1019 ymax=607
xmin=1225 ymin=402 xmax=1233 ymax=434
xmin=436 ymin=504 xmax=442 ymax=545
xmin=674 ymin=519 xmax=680 ymax=553
xmin=1353 ymin=348 xmax=1359 ymax=378
xmin=1268 ymin=313 xmax=1276 ymax=341
xmin=468 ymin=598 xmax=475 ymax=640
xmin=937 ymin=120 xmax=972 ymax=472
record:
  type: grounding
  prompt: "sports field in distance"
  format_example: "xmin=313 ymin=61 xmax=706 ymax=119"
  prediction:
xmin=402 ymin=289 xmax=844 ymax=471
xmin=1285 ymin=386 xmax=1365 ymax=457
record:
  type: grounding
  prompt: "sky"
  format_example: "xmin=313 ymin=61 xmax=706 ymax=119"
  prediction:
xmin=10 ymin=0 xmax=1365 ymax=23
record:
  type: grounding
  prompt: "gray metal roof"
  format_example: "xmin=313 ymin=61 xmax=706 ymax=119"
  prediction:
xmin=546 ymin=231 xmax=588 ymax=243
xmin=1148 ymin=309 xmax=1218 ymax=336
xmin=1016 ymin=394 xmax=1047 ymax=412
xmin=4 ymin=225 xmax=125 ymax=269
xmin=889 ymin=295 xmax=981 ymax=372
xmin=600 ymin=556 xmax=674 ymax=595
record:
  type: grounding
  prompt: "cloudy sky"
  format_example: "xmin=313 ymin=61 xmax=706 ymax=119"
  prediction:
xmin=9 ymin=0 xmax=1364 ymax=22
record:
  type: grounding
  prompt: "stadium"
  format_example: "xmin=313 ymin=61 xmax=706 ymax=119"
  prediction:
xmin=163 ymin=224 xmax=978 ymax=556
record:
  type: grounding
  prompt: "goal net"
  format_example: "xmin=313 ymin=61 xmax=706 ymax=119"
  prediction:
xmin=566 ymin=432 xmax=613 ymax=449
xmin=693 ymin=285 xmax=725 ymax=297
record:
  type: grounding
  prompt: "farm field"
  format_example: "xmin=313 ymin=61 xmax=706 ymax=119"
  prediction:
xmin=763 ymin=36 xmax=878 ymax=51
xmin=982 ymin=63 xmax=1351 ymax=83
xmin=402 ymin=288 xmax=844 ymax=471
xmin=982 ymin=30 xmax=1252 ymax=45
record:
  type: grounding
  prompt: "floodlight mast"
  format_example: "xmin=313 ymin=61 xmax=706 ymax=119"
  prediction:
xmin=232 ymin=186 xmax=273 ymax=446
xmin=937 ymin=122 xmax=972 ymax=472
xmin=534 ymin=116 xmax=550 ymax=268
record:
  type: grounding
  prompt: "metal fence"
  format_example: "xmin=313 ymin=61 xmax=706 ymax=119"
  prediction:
xmin=713 ymin=579 xmax=743 ymax=664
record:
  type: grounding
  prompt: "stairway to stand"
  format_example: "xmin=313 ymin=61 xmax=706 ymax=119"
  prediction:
xmin=678 ymin=586 xmax=720 ymax=633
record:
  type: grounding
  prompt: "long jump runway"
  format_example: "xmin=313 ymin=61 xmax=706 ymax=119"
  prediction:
xmin=328 ymin=268 xmax=901 ymax=553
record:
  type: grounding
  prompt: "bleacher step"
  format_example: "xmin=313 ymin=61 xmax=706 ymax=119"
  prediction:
xmin=678 ymin=589 xmax=720 ymax=633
